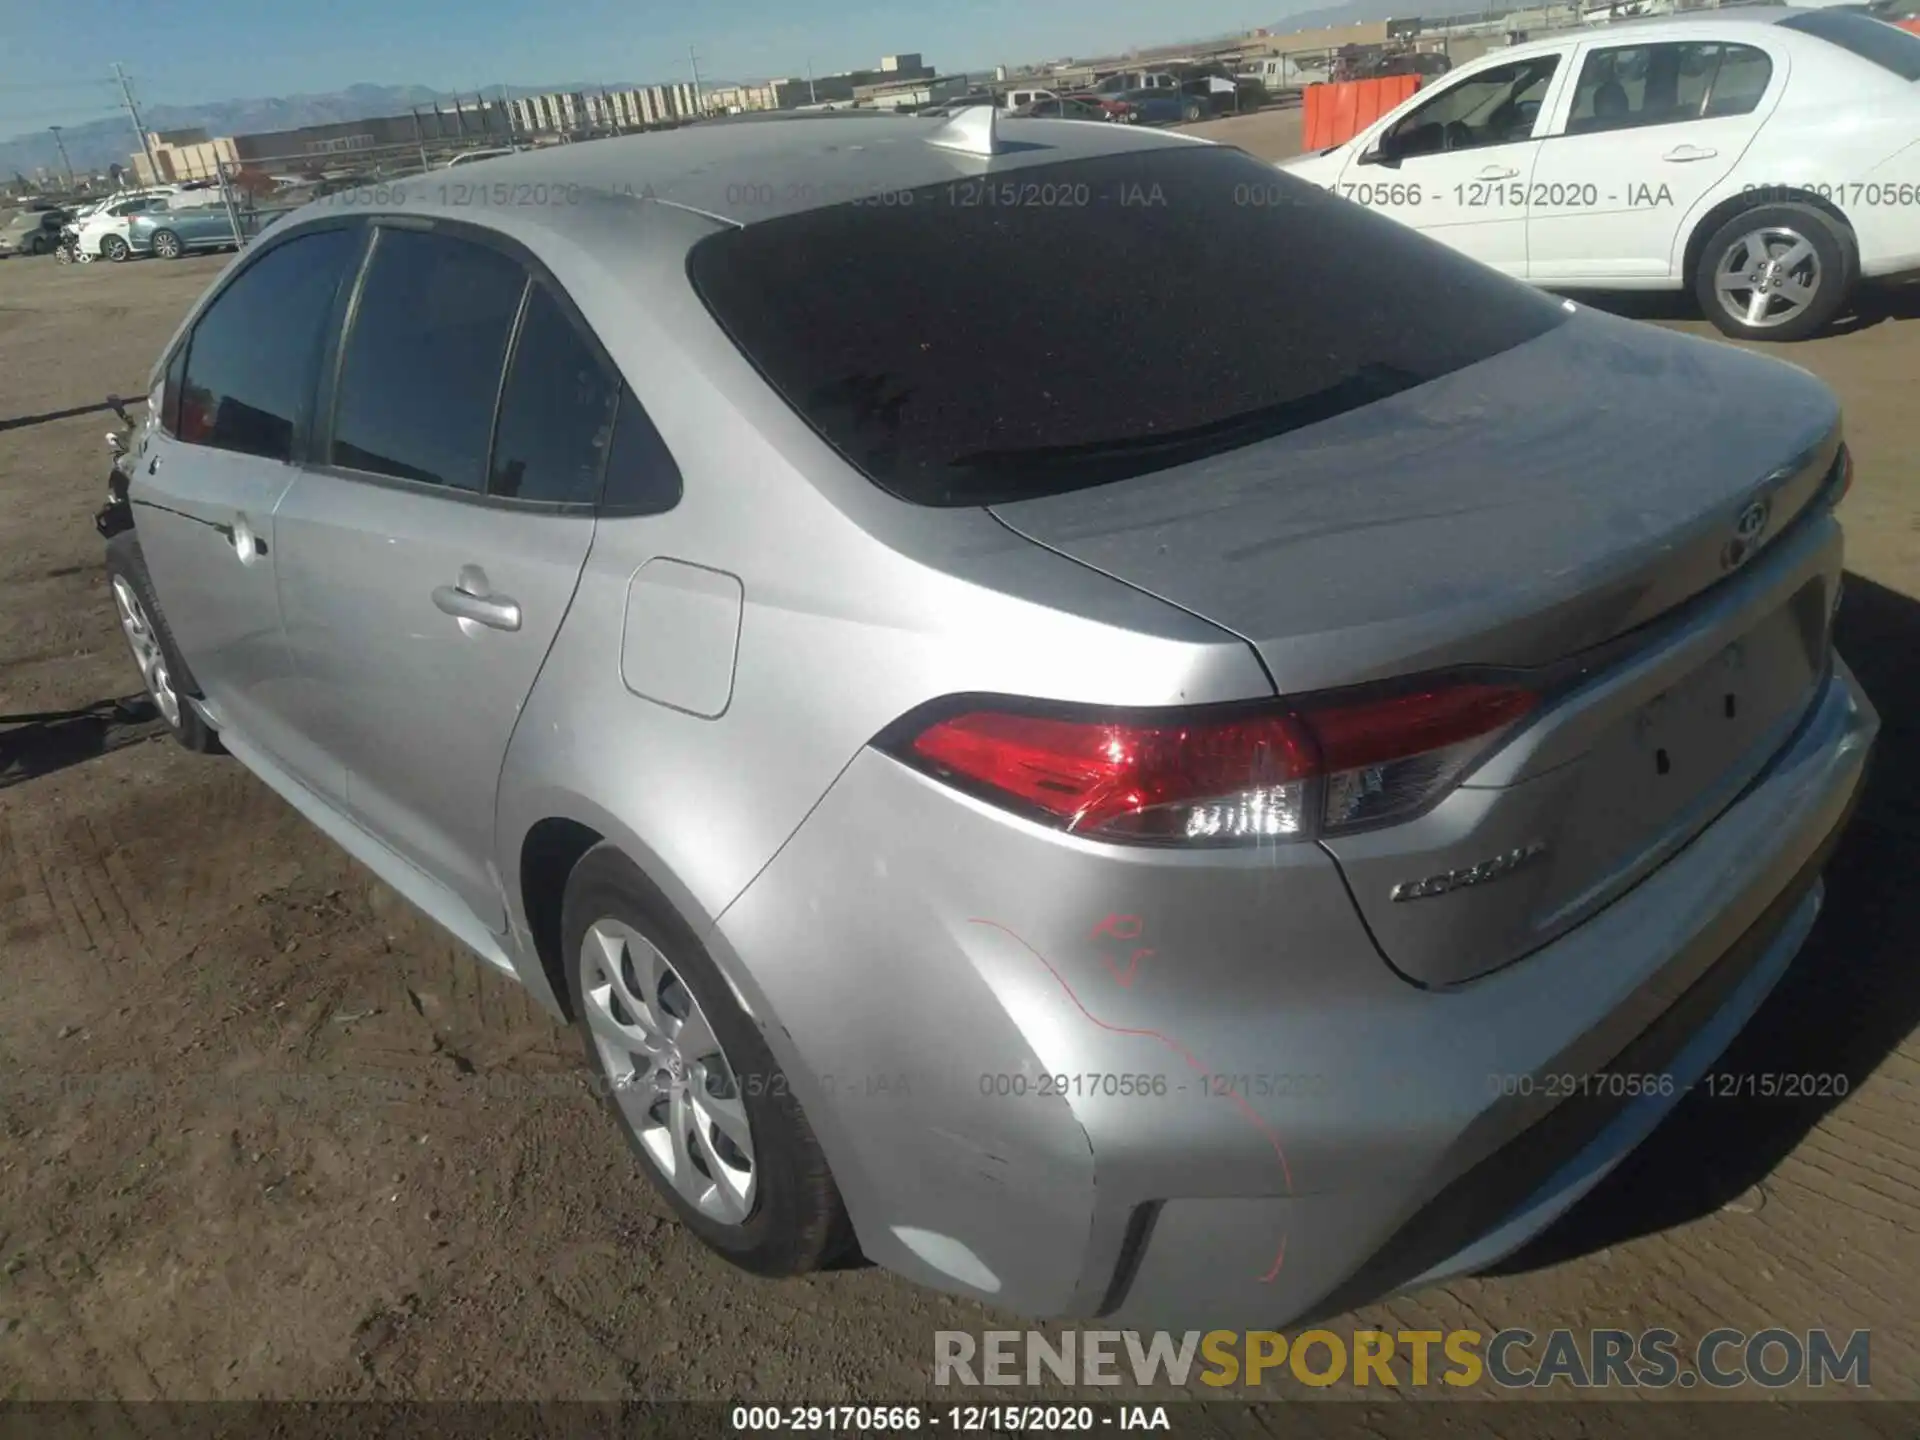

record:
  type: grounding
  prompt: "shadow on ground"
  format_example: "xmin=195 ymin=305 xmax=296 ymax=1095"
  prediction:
xmin=1563 ymin=278 xmax=1920 ymax=337
xmin=1492 ymin=571 xmax=1920 ymax=1273
xmin=0 ymin=694 xmax=167 ymax=791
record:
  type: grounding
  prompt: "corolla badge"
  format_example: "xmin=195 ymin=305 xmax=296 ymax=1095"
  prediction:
xmin=1721 ymin=497 xmax=1772 ymax=573
xmin=1390 ymin=840 xmax=1549 ymax=902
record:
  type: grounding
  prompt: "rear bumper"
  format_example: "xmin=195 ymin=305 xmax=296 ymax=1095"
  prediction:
xmin=712 ymin=656 xmax=1876 ymax=1325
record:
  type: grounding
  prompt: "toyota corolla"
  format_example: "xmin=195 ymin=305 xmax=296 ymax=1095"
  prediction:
xmin=101 ymin=108 xmax=1876 ymax=1326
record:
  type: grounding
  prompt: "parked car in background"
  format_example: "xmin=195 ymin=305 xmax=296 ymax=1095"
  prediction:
xmin=1105 ymin=87 xmax=1203 ymax=124
xmin=442 ymin=148 xmax=520 ymax=168
xmin=126 ymin=201 xmax=247 ymax=259
xmin=1009 ymin=96 xmax=1112 ymax=121
xmin=1180 ymin=69 xmax=1265 ymax=116
xmin=100 ymin=114 xmax=1876 ymax=1329
xmin=0 ymin=206 xmax=68 ymax=256
xmin=1280 ymin=7 xmax=1920 ymax=341
xmin=73 ymin=188 xmax=184 ymax=261
xmin=1000 ymin=86 xmax=1059 ymax=111
xmin=1093 ymin=69 xmax=1180 ymax=96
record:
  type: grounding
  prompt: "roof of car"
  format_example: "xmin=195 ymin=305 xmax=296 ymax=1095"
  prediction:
xmin=307 ymin=110 xmax=1209 ymax=233
xmin=1496 ymin=5 xmax=1807 ymax=58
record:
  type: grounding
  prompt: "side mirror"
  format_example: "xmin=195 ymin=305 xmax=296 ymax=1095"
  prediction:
xmin=1359 ymin=136 xmax=1402 ymax=169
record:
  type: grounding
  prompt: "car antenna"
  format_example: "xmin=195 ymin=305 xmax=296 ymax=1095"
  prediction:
xmin=925 ymin=104 xmax=1004 ymax=158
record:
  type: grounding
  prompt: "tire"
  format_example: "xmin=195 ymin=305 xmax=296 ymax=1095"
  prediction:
xmin=26 ymin=233 xmax=49 ymax=255
xmin=561 ymin=843 xmax=855 ymax=1276
xmin=1693 ymin=203 xmax=1851 ymax=343
xmin=151 ymin=229 xmax=183 ymax=260
xmin=1183 ymin=101 xmax=1204 ymax=122
xmin=100 ymin=234 xmax=130 ymax=263
xmin=102 ymin=531 xmax=223 ymax=754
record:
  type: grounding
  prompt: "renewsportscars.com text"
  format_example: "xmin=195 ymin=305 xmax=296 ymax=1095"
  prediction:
xmin=934 ymin=1328 xmax=1871 ymax=1390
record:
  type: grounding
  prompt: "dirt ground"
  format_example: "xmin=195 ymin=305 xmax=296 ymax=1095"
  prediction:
xmin=2 ymin=116 xmax=1917 ymax=1406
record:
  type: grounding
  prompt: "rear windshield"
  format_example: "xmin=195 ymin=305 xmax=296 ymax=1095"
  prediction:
xmin=686 ymin=146 xmax=1568 ymax=506
xmin=1781 ymin=10 xmax=1920 ymax=79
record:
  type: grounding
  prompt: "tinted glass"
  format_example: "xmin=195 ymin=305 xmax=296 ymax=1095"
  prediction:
xmin=488 ymin=284 xmax=620 ymax=504
xmin=175 ymin=226 xmax=361 ymax=462
xmin=687 ymin=147 xmax=1568 ymax=507
xmin=1387 ymin=56 xmax=1560 ymax=156
xmin=601 ymin=386 xmax=684 ymax=515
xmin=331 ymin=228 xmax=527 ymax=491
xmin=1704 ymin=43 xmax=1774 ymax=116
xmin=1782 ymin=10 xmax=1920 ymax=79
xmin=1567 ymin=42 xmax=1771 ymax=133
xmin=161 ymin=342 xmax=187 ymax=438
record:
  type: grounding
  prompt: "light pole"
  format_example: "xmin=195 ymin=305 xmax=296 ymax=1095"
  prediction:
xmin=689 ymin=44 xmax=707 ymax=115
xmin=113 ymin=63 xmax=160 ymax=186
xmin=48 ymin=126 xmax=75 ymax=190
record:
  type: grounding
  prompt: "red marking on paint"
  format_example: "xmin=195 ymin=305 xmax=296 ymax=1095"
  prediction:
xmin=1090 ymin=913 xmax=1144 ymax=943
xmin=967 ymin=916 xmax=1292 ymax=1282
xmin=1100 ymin=947 xmax=1155 ymax=988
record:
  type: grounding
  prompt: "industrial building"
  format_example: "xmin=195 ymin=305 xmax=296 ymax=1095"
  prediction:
xmin=128 ymin=54 xmax=942 ymax=181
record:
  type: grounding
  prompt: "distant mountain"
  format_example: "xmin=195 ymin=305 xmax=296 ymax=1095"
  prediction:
xmin=0 ymin=81 xmax=643 ymax=181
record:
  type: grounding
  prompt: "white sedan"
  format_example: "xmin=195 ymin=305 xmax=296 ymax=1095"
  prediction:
xmin=1280 ymin=6 xmax=1920 ymax=340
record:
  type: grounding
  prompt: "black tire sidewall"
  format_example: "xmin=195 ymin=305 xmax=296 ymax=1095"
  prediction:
xmin=559 ymin=845 xmax=852 ymax=1276
xmin=1694 ymin=203 xmax=1850 ymax=343
xmin=103 ymin=531 xmax=222 ymax=753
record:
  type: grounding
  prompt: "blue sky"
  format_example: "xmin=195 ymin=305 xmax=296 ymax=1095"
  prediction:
xmin=1 ymin=0 xmax=1295 ymax=133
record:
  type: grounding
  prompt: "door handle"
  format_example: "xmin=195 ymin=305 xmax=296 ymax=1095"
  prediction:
xmin=433 ymin=566 xmax=522 ymax=633
xmin=1661 ymin=145 xmax=1717 ymax=162
xmin=1477 ymin=165 xmax=1520 ymax=180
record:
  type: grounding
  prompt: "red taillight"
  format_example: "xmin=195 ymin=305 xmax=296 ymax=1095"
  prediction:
xmin=894 ymin=681 xmax=1538 ymax=845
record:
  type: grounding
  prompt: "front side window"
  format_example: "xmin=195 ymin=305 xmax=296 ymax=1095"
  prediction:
xmin=1565 ymin=42 xmax=1774 ymax=135
xmin=1382 ymin=55 xmax=1561 ymax=157
xmin=487 ymin=283 xmax=620 ymax=505
xmin=175 ymin=225 xmax=362 ymax=461
xmin=330 ymin=227 xmax=527 ymax=491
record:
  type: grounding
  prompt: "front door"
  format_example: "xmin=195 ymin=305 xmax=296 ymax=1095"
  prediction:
xmin=1331 ymin=51 xmax=1569 ymax=279
xmin=1526 ymin=37 xmax=1782 ymax=283
xmin=272 ymin=223 xmax=619 ymax=931
xmin=128 ymin=223 xmax=366 ymax=795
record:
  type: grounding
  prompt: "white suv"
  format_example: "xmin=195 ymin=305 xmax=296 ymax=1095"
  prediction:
xmin=1281 ymin=7 xmax=1920 ymax=339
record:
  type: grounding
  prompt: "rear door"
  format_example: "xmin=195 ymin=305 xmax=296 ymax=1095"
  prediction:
xmin=1526 ymin=36 xmax=1783 ymax=282
xmin=129 ymin=221 xmax=366 ymax=794
xmin=271 ymin=220 xmax=615 ymax=932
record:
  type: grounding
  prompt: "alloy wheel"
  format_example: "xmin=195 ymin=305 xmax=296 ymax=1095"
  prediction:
xmin=111 ymin=575 xmax=180 ymax=728
xmin=1713 ymin=226 xmax=1821 ymax=331
xmin=581 ymin=917 xmax=758 ymax=1224
xmin=102 ymin=235 xmax=129 ymax=262
xmin=155 ymin=232 xmax=181 ymax=259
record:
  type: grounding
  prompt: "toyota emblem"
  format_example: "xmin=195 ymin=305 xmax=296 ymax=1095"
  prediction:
xmin=1721 ymin=497 xmax=1772 ymax=572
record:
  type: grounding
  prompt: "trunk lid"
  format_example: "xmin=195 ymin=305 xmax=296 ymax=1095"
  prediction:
xmin=987 ymin=312 xmax=1838 ymax=692
xmin=990 ymin=313 xmax=1846 ymax=985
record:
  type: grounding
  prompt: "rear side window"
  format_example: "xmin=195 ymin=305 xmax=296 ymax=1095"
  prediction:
xmin=1781 ymin=10 xmax=1920 ymax=80
xmin=601 ymin=385 xmax=684 ymax=515
xmin=687 ymin=146 xmax=1568 ymax=507
xmin=175 ymin=226 xmax=362 ymax=461
xmin=331 ymin=227 xmax=527 ymax=491
xmin=487 ymin=283 xmax=620 ymax=505
xmin=1566 ymin=42 xmax=1773 ymax=134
